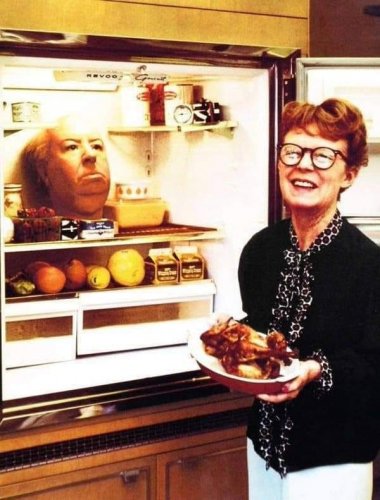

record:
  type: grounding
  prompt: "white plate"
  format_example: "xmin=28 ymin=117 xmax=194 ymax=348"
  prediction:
xmin=188 ymin=326 xmax=300 ymax=395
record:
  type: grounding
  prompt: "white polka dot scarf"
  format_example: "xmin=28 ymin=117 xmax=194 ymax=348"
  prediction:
xmin=257 ymin=211 xmax=341 ymax=476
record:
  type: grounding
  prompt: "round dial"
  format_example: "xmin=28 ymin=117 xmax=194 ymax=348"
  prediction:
xmin=173 ymin=104 xmax=194 ymax=124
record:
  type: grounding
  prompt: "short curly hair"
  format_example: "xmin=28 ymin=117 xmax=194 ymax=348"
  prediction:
xmin=280 ymin=98 xmax=368 ymax=169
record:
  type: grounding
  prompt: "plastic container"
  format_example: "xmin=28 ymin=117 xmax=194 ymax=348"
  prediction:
xmin=13 ymin=216 xmax=61 ymax=242
xmin=103 ymin=199 xmax=167 ymax=229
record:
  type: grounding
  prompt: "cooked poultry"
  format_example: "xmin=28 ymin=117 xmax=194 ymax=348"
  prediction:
xmin=200 ymin=318 xmax=297 ymax=379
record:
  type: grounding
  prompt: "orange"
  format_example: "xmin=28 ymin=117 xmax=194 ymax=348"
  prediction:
xmin=107 ymin=249 xmax=145 ymax=287
xmin=33 ymin=266 xmax=66 ymax=294
xmin=63 ymin=258 xmax=87 ymax=290
xmin=24 ymin=260 xmax=50 ymax=280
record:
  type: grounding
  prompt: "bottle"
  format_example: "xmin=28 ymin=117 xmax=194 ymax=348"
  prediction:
xmin=4 ymin=183 xmax=23 ymax=217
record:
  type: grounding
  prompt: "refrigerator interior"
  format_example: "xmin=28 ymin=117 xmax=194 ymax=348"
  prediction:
xmin=1 ymin=56 xmax=270 ymax=400
xmin=296 ymin=59 xmax=380 ymax=226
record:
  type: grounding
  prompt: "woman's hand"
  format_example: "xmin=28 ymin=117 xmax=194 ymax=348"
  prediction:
xmin=256 ymin=359 xmax=321 ymax=403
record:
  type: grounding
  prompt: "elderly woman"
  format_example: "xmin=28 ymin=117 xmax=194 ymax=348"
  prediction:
xmin=238 ymin=98 xmax=380 ymax=500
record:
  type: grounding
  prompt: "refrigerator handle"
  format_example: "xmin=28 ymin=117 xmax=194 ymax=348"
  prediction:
xmin=266 ymin=50 xmax=301 ymax=224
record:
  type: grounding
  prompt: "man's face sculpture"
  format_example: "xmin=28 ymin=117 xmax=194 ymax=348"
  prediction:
xmin=42 ymin=116 xmax=111 ymax=219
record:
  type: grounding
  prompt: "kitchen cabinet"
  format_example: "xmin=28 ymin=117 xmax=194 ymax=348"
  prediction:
xmin=7 ymin=457 xmax=156 ymax=500
xmin=157 ymin=439 xmax=247 ymax=500
xmin=1 ymin=438 xmax=246 ymax=500
xmin=0 ymin=1 xmax=309 ymax=55
xmin=0 ymin=394 xmax=251 ymax=499
xmin=310 ymin=0 xmax=380 ymax=57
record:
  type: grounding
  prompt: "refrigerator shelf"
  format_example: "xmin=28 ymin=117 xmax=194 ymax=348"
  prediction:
xmin=3 ymin=120 xmax=237 ymax=135
xmin=107 ymin=120 xmax=238 ymax=135
xmin=4 ymin=223 xmax=224 ymax=253
xmin=5 ymin=279 xmax=215 ymax=305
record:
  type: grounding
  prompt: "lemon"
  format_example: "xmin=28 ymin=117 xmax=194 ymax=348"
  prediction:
xmin=86 ymin=266 xmax=111 ymax=290
xmin=107 ymin=249 xmax=145 ymax=287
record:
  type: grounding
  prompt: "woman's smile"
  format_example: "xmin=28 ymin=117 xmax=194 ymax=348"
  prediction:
xmin=289 ymin=177 xmax=318 ymax=190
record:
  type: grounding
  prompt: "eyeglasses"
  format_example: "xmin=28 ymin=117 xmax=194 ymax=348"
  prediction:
xmin=278 ymin=143 xmax=348 ymax=170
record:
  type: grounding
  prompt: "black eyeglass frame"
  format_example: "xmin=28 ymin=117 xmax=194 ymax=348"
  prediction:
xmin=277 ymin=143 xmax=349 ymax=170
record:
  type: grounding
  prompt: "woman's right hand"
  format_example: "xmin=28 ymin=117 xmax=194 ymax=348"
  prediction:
xmin=255 ymin=359 xmax=321 ymax=403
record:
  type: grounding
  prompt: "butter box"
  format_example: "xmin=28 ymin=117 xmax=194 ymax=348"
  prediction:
xmin=145 ymin=248 xmax=178 ymax=285
xmin=61 ymin=219 xmax=79 ymax=240
xmin=173 ymin=246 xmax=205 ymax=281
xmin=79 ymin=219 xmax=114 ymax=239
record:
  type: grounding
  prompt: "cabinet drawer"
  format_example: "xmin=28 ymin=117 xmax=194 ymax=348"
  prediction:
xmin=77 ymin=281 xmax=216 ymax=355
xmin=5 ymin=298 xmax=78 ymax=368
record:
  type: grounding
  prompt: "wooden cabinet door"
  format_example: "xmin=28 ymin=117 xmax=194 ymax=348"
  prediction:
xmin=157 ymin=437 xmax=248 ymax=500
xmin=17 ymin=457 xmax=156 ymax=500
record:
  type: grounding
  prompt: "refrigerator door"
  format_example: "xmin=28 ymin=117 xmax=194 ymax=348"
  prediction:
xmin=296 ymin=58 xmax=380 ymax=241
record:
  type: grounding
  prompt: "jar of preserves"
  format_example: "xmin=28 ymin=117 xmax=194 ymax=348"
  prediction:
xmin=4 ymin=183 xmax=23 ymax=217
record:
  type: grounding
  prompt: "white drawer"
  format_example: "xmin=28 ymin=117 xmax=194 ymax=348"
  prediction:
xmin=77 ymin=280 xmax=216 ymax=355
xmin=5 ymin=298 xmax=79 ymax=368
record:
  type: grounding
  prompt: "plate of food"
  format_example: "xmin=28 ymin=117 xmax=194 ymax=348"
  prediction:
xmin=188 ymin=317 xmax=300 ymax=395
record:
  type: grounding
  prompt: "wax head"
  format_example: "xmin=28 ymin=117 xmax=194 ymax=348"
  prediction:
xmin=27 ymin=115 xmax=111 ymax=219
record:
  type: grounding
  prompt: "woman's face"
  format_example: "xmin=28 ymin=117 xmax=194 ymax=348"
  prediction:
xmin=278 ymin=127 xmax=359 ymax=217
xmin=43 ymin=117 xmax=110 ymax=219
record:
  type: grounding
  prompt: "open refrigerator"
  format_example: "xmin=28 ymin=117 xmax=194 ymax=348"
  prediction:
xmin=0 ymin=39 xmax=299 ymax=427
xmin=1 ymin=38 xmax=379 ymax=428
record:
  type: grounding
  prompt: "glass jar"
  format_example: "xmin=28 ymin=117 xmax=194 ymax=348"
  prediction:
xmin=4 ymin=183 xmax=23 ymax=217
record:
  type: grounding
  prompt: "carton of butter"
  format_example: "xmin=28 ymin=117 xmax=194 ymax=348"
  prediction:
xmin=79 ymin=219 xmax=114 ymax=239
xmin=145 ymin=248 xmax=178 ymax=285
xmin=173 ymin=246 xmax=205 ymax=281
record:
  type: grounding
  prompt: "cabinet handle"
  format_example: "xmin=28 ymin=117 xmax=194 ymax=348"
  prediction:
xmin=120 ymin=469 xmax=141 ymax=484
xmin=175 ymin=457 xmax=201 ymax=467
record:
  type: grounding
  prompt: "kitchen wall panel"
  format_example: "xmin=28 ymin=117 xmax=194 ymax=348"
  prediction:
xmin=102 ymin=0 xmax=307 ymax=18
xmin=310 ymin=0 xmax=380 ymax=56
xmin=0 ymin=0 xmax=309 ymax=53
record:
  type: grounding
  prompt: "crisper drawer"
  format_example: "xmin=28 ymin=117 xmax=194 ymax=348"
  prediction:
xmin=77 ymin=280 xmax=216 ymax=355
xmin=4 ymin=298 xmax=79 ymax=368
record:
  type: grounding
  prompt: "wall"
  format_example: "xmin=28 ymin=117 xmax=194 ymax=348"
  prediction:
xmin=0 ymin=0 xmax=309 ymax=54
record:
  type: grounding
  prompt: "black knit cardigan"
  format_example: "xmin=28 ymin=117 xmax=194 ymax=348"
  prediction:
xmin=238 ymin=218 xmax=380 ymax=473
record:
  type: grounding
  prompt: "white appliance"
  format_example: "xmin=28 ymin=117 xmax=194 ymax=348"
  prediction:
xmin=0 ymin=40 xmax=379 ymax=423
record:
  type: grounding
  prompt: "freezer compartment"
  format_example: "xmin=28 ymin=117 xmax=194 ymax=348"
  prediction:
xmin=77 ymin=280 xmax=216 ymax=355
xmin=296 ymin=58 xmax=380 ymax=219
xmin=5 ymin=298 xmax=78 ymax=368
